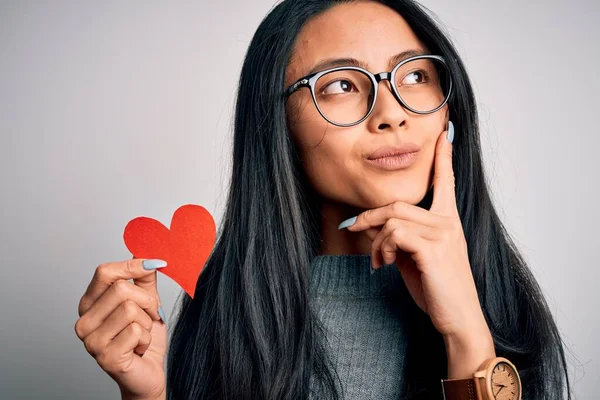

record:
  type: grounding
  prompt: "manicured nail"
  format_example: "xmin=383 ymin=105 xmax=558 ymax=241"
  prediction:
xmin=158 ymin=306 xmax=167 ymax=325
xmin=446 ymin=120 xmax=454 ymax=144
xmin=142 ymin=259 xmax=167 ymax=270
xmin=370 ymin=258 xmax=378 ymax=274
xmin=338 ymin=216 xmax=357 ymax=230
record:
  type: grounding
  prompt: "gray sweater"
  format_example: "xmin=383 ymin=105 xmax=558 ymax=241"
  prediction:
xmin=308 ymin=254 xmax=426 ymax=400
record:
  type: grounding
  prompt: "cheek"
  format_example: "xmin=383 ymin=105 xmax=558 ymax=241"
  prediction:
xmin=299 ymin=144 xmax=357 ymax=201
xmin=286 ymin=95 xmax=326 ymax=145
xmin=288 ymin=98 xmax=361 ymax=200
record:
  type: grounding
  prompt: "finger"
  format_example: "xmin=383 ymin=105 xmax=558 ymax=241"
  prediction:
xmin=376 ymin=218 xmax=437 ymax=243
xmin=82 ymin=300 xmax=153 ymax=358
xmin=131 ymin=258 xmax=164 ymax=299
xmin=363 ymin=227 xmax=381 ymax=242
xmin=130 ymin=255 xmax=163 ymax=305
xmin=342 ymin=201 xmax=439 ymax=233
xmin=430 ymin=121 xmax=458 ymax=216
xmin=370 ymin=219 xmax=435 ymax=267
xmin=96 ymin=322 xmax=152 ymax=374
xmin=132 ymin=326 xmax=153 ymax=357
xmin=361 ymin=227 xmax=384 ymax=267
xmin=378 ymin=228 xmax=427 ymax=267
xmin=75 ymin=280 xmax=161 ymax=340
xmin=79 ymin=258 xmax=166 ymax=317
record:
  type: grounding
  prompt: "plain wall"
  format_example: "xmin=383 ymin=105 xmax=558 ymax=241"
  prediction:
xmin=0 ymin=0 xmax=597 ymax=398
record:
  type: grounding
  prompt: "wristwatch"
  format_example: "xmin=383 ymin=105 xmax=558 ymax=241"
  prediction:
xmin=441 ymin=357 xmax=522 ymax=400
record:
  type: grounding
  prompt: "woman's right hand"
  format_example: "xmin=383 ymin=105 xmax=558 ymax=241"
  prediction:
xmin=74 ymin=258 xmax=169 ymax=400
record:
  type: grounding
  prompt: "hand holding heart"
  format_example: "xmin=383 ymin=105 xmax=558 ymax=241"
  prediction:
xmin=75 ymin=205 xmax=216 ymax=400
xmin=123 ymin=204 xmax=216 ymax=299
xmin=341 ymin=126 xmax=489 ymax=340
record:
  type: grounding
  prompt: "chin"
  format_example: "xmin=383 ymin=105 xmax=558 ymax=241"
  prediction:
xmin=367 ymin=183 xmax=432 ymax=208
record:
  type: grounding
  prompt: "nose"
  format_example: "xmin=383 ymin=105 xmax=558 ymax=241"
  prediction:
xmin=366 ymin=72 xmax=409 ymax=132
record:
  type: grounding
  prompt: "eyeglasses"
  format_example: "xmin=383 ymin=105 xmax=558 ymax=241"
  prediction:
xmin=284 ymin=54 xmax=453 ymax=127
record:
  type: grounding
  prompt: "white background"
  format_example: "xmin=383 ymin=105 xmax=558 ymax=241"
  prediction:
xmin=0 ymin=0 xmax=596 ymax=398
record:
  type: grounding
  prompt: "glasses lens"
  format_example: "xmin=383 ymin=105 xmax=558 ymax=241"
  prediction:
xmin=314 ymin=69 xmax=374 ymax=125
xmin=394 ymin=57 xmax=451 ymax=113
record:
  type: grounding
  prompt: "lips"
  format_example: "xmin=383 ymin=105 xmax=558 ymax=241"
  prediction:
xmin=367 ymin=143 xmax=421 ymax=160
xmin=365 ymin=152 xmax=418 ymax=170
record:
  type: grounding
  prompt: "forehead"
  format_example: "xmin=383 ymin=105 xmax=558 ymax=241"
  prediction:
xmin=286 ymin=1 xmax=425 ymax=82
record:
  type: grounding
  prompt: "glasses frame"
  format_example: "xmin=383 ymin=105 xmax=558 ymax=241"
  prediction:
xmin=284 ymin=54 xmax=453 ymax=127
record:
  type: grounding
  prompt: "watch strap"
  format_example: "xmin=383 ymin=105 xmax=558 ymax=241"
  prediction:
xmin=441 ymin=377 xmax=479 ymax=400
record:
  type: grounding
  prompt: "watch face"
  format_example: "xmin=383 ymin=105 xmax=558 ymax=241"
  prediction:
xmin=490 ymin=361 xmax=520 ymax=400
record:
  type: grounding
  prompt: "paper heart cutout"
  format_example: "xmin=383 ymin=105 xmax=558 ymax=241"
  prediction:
xmin=123 ymin=204 xmax=216 ymax=299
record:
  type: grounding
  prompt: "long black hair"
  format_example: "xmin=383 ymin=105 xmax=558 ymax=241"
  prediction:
xmin=166 ymin=0 xmax=575 ymax=398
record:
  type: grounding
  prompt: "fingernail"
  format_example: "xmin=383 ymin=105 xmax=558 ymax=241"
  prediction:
xmin=158 ymin=306 xmax=167 ymax=325
xmin=338 ymin=216 xmax=357 ymax=230
xmin=142 ymin=259 xmax=167 ymax=270
xmin=370 ymin=258 xmax=378 ymax=274
xmin=446 ymin=120 xmax=454 ymax=144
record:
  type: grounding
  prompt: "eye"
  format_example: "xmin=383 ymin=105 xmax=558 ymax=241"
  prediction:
xmin=401 ymin=70 xmax=427 ymax=85
xmin=322 ymin=79 xmax=358 ymax=95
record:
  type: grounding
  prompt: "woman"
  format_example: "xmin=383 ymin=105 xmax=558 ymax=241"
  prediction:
xmin=75 ymin=0 xmax=573 ymax=399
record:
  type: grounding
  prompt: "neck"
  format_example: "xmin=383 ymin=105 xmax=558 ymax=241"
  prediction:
xmin=318 ymin=201 xmax=371 ymax=256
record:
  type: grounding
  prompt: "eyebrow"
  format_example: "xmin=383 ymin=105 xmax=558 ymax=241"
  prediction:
xmin=306 ymin=49 xmax=429 ymax=76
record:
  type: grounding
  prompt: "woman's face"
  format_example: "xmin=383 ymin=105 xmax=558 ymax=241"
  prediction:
xmin=284 ymin=0 xmax=448 ymax=210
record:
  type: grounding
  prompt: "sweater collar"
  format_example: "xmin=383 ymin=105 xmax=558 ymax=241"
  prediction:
xmin=309 ymin=254 xmax=409 ymax=298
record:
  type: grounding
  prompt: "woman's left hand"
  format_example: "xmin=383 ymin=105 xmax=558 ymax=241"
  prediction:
xmin=341 ymin=128 xmax=489 ymax=341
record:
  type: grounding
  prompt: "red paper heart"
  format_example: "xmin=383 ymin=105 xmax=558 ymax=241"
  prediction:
xmin=123 ymin=204 xmax=216 ymax=299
